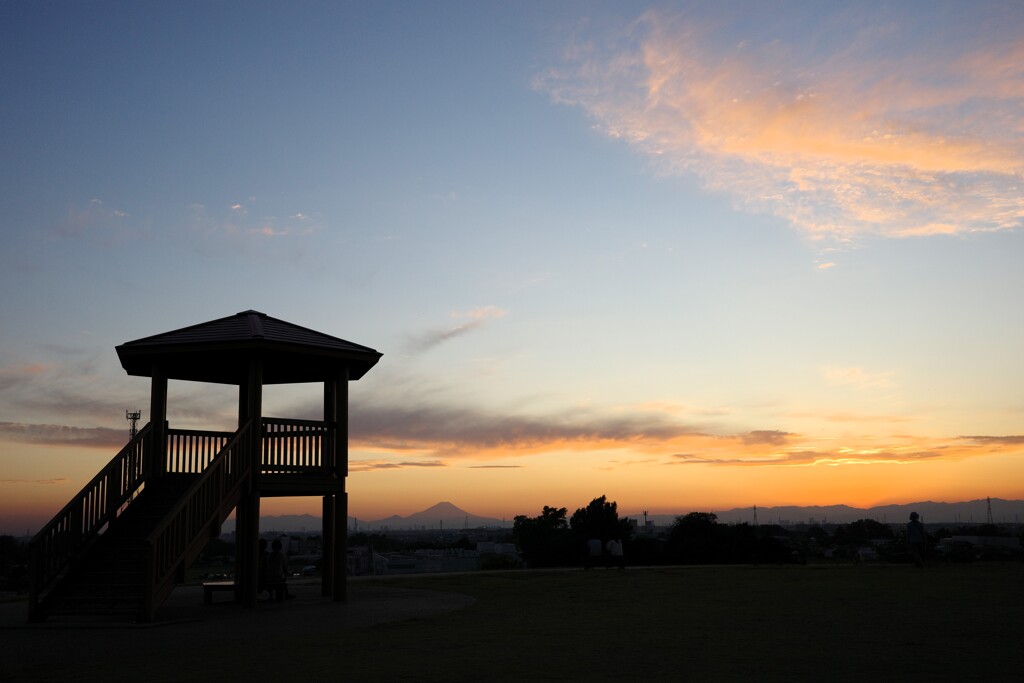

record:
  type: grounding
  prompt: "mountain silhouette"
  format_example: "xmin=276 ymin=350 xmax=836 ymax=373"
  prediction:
xmin=633 ymin=497 xmax=1024 ymax=526
xmin=370 ymin=501 xmax=504 ymax=530
xmin=222 ymin=501 xmax=506 ymax=533
xmin=223 ymin=497 xmax=1023 ymax=534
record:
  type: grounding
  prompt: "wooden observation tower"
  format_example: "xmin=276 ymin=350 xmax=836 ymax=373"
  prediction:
xmin=28 ymin=310 xmax=381 ymax=621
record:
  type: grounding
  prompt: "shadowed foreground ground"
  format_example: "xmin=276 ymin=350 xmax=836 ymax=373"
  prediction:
xmin=2 ymin=563 xmax=1021 ymax=681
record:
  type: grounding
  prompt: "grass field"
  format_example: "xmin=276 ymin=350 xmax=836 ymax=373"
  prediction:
xmin=330 ymin=563 xmax=1023 ymax=681
xmin=5 ymin=563 xmax=1022 ymax=681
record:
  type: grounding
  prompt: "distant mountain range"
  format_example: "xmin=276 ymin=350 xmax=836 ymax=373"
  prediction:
xmin=223 ymin=498 xmax=1024 ymax=534
xmin=644 ymin=498 xmax=1024 ymax=527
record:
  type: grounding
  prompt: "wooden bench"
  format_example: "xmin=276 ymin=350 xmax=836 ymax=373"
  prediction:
xmin=202 ymin=581 xmax=236 ymax=604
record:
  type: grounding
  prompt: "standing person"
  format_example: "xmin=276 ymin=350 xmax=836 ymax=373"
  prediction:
xmin=907 ymin=512 xmax=926 ymax=568
xmin=266 ymin=539 xmax=296 ymax=600
xmin=585 ymin=538 xmax=603 ymax=570
xmin=257 ymin=538 xmax=271 ymax=600
xmin=605 ymin=538 xmax=625 ymax=569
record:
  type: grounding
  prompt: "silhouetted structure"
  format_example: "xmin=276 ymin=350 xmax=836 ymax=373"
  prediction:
xmin=28 ymin=310 xmax=380 ymax=621
xmin=126 ymin=409 xmax=141 ymax=440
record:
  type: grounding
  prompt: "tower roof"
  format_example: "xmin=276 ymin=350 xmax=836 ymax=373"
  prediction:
xmin=116 ymin=310 xmax=381 ymax=384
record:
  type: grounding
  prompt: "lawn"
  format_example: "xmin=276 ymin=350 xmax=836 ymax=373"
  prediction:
xmin=327 ymin=563 xmax=1024 ymax=681
xmin=5 ymin=563 xmax=1022 ymax=681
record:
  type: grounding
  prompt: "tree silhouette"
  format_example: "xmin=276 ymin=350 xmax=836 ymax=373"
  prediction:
xmin=569 ymin=496 xmax=633 ymax=545
xmin=667 ymin=512 xmax=720 ymax=563
xmin=833 ymin=519 xmax=893 ymax=546
xmin=664 ymin=513 xmax=791 ymax=564
xmin=513 ymin=506 xmax=573 ymax=567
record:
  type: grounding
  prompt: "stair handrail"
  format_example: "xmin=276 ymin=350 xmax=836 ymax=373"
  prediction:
xmin=28 ymin=423 xmax=153 ymax=619
xmin=142 ymin=419 xmax=255 ymax=620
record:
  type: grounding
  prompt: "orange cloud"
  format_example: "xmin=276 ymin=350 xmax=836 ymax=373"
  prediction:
xmin=350 ymin=459 xmax=448 ymax=472
xmin=344 ymin=397 xmax=1024 ymax=474
xmin=538 ymin=9 xmax=1024 ymax=241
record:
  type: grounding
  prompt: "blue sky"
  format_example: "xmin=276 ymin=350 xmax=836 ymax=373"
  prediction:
xmin=2 ymin=1 xmax=1023 ymax=532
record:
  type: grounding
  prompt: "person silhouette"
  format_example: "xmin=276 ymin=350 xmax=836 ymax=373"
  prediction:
xmin=257 ymin=538 xmax=270 ymax=600
xmin=585 ymin=538 xmax=602 ymax=570
xmin=605 ymin=538 xmax=625 ymax=569
xmin=266 ymin=539 xmax=296 ymax=600
xmin=907 ymin=512 xmax=926 ymax=568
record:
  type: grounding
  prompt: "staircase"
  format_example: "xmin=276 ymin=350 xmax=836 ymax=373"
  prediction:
xmin=43 ymin=475 xmax=198 ymax=619
xmin=29 ymin=421 xmax=255 ymax=622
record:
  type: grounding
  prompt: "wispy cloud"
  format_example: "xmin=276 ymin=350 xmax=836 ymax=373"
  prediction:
xmin=0 ymin=354 xmax=231 ymax=432
xmin=347 ymin=390 xmax=1024 ymax=471
xmin=538 ymin=6 xmax=1024 ymax=243
xmin=0 ymin=422 xmax=127 ymax=449
xmin=0 ymin=355 xmax=135 ymax=424
xmin=349 ymin=396 xmax=701 ymax=458
xmin=740 ymin=430 xmax=793 ymax=446
xmin=0 ymin=363 xmax=50 ymax=391
xmin=0 ymin=478 xmax=69 ymax=485
xmin=669 ymin=448 xmax=948 ymax=467
xmin=668 ymin=432 xmax=1024 ymax=468
xmin=56 ymin=199 xmax=143 ymax=246
xmin=187 ymin=201 xmax=324 ymax=248
xmin=961 ymin=435 xmax=1024 ymax=445
xmin=254 ymin=374 xmax=1024 ymax=470
xmin=405 ymin=306 xmax=509 ymax=353
xmin=350 ymin=460 xmax=448 ymax=472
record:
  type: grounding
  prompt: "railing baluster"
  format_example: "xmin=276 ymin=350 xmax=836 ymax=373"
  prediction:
xmin=253 ymin=418 xmax=328 ymax=475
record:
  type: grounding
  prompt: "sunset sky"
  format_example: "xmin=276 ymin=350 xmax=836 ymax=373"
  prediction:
xmin=2 ymin=1 xmax=1023 ymax=534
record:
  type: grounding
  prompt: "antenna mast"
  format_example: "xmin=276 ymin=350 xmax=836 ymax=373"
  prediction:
xmin=125 ymin=409 xmax=142 ymax=440
xmin=986 ymin=496 xmax=994 ymax=525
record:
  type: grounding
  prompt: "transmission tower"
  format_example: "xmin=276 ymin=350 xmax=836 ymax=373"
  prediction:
xmin=753 ymin=505 xmax=758 ymax=527
xmin=125 ymin=409 xmax=141 ymax=440
xmin=986 ymin=496 xmax=994 ymax=525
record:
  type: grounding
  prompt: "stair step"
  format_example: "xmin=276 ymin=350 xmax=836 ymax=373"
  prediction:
xmin=32 ymin=468 xmax=233 ymax=620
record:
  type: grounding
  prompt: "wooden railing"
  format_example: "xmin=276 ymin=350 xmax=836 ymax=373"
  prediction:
xmin=29 ymin=417 xmax=336 ymax=621
xmin=28 ymin=423 xmax=152 ymax=620
xmin=166 ymin=428 xmax=233 ymax=474
xmin=261 ymin=417 xmax=330 ymax=474
xmin=144 ymin=420 xmax=255 ymax=621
